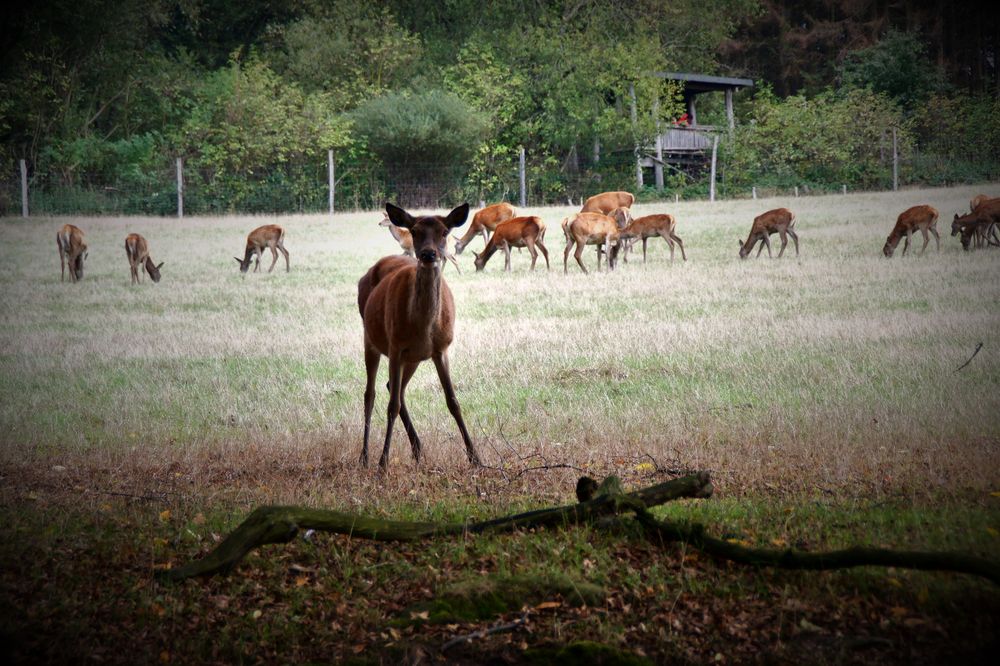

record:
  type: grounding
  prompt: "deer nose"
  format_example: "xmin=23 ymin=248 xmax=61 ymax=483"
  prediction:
xmin=418 ymin=249 xmax=437 ymax=264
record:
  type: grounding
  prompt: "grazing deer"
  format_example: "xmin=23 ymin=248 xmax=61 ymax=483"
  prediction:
xmin=381 ymin=214 xmax=461 ymax=272
xmin=965 ymin=196 xmax=1000 ymax=248
xmin=580 ymin=191 xmax=635 ymax=215
xmin=453 ymin=202 xmax=517 ymax=254
xmin=883 ymin=205 xmax=940 ymax=257
xmin=563 ymin=212 xmax=621 ymax=274
xmin=617 ymin=213 xmax=687 ymax=263
xmin=234 ymin=224 xmax=289 ymax=274
xmin=952 ymin=200 xmax=1000 ymax=251
xmin=125 ymin=233 xmax=163 ymax=284
xmin=358 ymin=203 xmax=481 ymax=471
xmin=738 ymin=208 xmax=799 ymax=259
xmin=57 ymin=224 xmax=88 ymax=282
xmin=970 ymin=194 xmax=998 ymax=212
xmin=473 ymin=216 xmax=549 ymax=272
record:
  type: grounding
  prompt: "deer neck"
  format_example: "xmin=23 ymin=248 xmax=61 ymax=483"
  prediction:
xmin=388 ymin=225 xmax=404 ymax=243
xmin=409 ymin=262 xmax=443 ymax=331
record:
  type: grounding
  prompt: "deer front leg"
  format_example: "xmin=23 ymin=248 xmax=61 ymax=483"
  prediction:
xmin=360 ymin=345 xmax=380 ymax=467
xmin=395 ymin=361 xmax=422 ymax=463
xmin=253 ymin=248 xmax=262 ymax=272
xmin=755 ymin=236 xmax=766 ymax=258
xmin=502 ymin=241 xmax=512 ymax=272
xmin=432 ymin=352 xmax=480 ymax=466
xmin=902 ymin=228 xmax=913 ymax=256
xmin=378 ymin=355 xmax=403 ymax=470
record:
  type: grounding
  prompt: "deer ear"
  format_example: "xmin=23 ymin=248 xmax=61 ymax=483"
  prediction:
xmin=156 ymin=262 xmax=164 ymax=269
xmin=234 ymin=257 xmax=242 ymax=264
xmin=444 ymin=203 xmax=470 ymax=229
xmin=385 ymin=203 xmax=415 ymax=229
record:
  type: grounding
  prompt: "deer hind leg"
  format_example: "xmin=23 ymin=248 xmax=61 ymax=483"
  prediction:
xmin=662 ymin=232 xmax=675 ymax=261
xmin=59 ymin=246 xmax=66 ymax=282
xmin=395 ymin=361 xmax=423 ymax=463
xmin=777 ymin=230 xmax=788 ymax=258
xmin=786 ymin=229 xmax=799 ymax=257
xmin=432 ymin=352 xmax=480 ymax=466
xmin=671 ymin=232 xmax=687 ymax=261
xmin=918 ymin=228 xmax=930 ymax=255
xmin=360 ymin=345 xmax=381 ymax=467
xmin=277 ymin=240 xmax=290 ymax=271
xmin=525 ymin=239 xmax=538 ymax=270
xmin=536 ymin=238 xmax=550 ymax=270
xmin=929 ymin=226 xmax=940 ymax=252
xmin=267 ymin=242 xmax=279 ymax=272
xmin=377 ymin=355 xmax=404 ymax=470
xmin=574 ymin=241 xmax=589 ymax=274
xmin=502 ymin=241 xmax=512 ymax=272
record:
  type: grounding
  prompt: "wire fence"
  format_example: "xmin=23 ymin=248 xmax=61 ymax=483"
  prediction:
xmin=4 ymin=139 xmax=998 ymax=217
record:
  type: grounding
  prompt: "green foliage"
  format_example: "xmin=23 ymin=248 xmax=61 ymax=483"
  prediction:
xmin=722 ymin=86 xmax=908 ymax=190
xmin=171 ymin=58 xmax=352 ymax=212
xmin=352 ymin=89 xmax=487 ymax=166
xmin=839 ymin=30 xmax=948 ymax=110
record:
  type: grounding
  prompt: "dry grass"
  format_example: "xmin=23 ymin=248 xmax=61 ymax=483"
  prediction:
xmin=0 ymin=184 xmax=999 ymax=506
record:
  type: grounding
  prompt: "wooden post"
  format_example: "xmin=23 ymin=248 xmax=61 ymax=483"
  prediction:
xmin=519 ymin=147 xmax=526 ymax=207
xmin=653 ymin=97 xmax=663 ymax=191
xmin=19 ymin=159 xmax=28 ymax=217
xmin=675 ymin=194 xmax=679 ymax=203
xmin=794 ymin=185 xmax=799 ymax=197
xmin=892 ymin=127 xmax=899 ymax=191
xmin=725 ymin=89 xmax=735 ymax=130
xmin=752 ymin=186 xmax=757 ymax=200
xmin=709 ymin=135 xmax=718 ymax=202
xmin=630 ymin=84 xmax=643 ymax=191
xmin=842 ymin=184 xmax=847 ymax=195
xmin=328 ymin=150 xmax=335 ymax=214
xmin=176 ymin=158 xmax=184 ymax=219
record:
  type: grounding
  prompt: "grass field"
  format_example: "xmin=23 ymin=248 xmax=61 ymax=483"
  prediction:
xmin=1 ymin=184 xmax=999 ymax=663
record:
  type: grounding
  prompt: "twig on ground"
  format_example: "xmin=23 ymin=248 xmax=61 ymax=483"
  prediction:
xmin=441 ymin=612 xmax=530 ymax=652
xmin=954 ymin=342 xmax=983 ymax=372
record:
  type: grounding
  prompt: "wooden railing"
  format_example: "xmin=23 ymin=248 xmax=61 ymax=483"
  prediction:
xmin=660 ymin=125 xmax=719 ymax=152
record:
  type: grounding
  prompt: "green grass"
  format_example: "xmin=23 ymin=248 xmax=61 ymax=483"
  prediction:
xmin=1 ymin=184 xmax=999 ymax=663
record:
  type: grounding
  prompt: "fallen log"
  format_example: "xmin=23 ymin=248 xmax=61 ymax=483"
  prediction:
xmin=161 ymin=473 xmax=713 ymax=581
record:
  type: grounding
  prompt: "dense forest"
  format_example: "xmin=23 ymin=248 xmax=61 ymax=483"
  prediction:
xmin=1 ymin=0 xmax=998 ymax=212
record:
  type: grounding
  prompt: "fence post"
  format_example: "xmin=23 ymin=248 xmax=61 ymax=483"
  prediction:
xmin=518 ymin=147 xmax=526 ymax=208
xmin=20 ymin=159 xmax=28 ymax=217
xmin=794 ymin=185 xmax=799 ymax=197
xmin=328 ymin=150 xmax=335 ymax=214
xmin=709 ymin=135 xmax=718 ymax=202
xmin=842 ymin=184 xmax=847 ymax=195
xmin=892 ymin=127 xmax=898 ymax=191
xmin=752 ymin=186 xmax=757 ymax=200
xmin=176 ymin=158 xmax=184 ymax=219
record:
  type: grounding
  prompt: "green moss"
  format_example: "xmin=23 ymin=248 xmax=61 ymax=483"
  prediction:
xmin=524 ymin=640 xmax=652 ymax=665
xmin=399 ymin=573 xmax=606 ymax=625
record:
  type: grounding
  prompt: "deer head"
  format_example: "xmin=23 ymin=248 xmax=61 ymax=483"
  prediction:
xmin=145 ymin=258 xmax=164 ymax=283
xmin=385 ymin=203 xmax=469 ymax=267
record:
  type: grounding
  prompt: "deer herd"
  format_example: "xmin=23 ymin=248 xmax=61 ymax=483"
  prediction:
xmin=47 ymin=190 xmax=996 ymax=471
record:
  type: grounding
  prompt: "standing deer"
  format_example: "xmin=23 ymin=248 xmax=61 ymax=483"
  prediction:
xmin=738 ymin=208 xmax=799 ymax=259
xmin=952 ymin=200 xmax=1000 ymax=251
xmin=883 ymin=205 xmax=940 ymax=257
xmin=453 ymin=202 xmax=517 ymax=254
xmin=125 ymin=233 xmax=164 ymax=284
xmin=234 ymin=224 xmax=289 ymax=274
xmin=580 ymin=191 xmax=635 ymax=215
xmin=970 ymin=194 xmax=998 ymax=212
xmin=358 ymin=203 xmax=481 ymax=471
xmin=380 ymin=214 xmax=461 ymax=272
xmin=616 ymin=212 xmax=686 ymax=263
xmin=57 ymin=224 xmax=88 ymax=282
xmin=473 ymin=216 xmax=549 ymax=272
xmin=563 ymin=212 xmax=621 ymax=274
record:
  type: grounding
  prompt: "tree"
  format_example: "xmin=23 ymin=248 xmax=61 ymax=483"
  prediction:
xmin=839 ymin=30 xmax=947 ymax=110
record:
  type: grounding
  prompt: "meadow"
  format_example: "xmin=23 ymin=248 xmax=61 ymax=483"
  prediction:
xmin=1 ymin=185 xmax=999 ymax=664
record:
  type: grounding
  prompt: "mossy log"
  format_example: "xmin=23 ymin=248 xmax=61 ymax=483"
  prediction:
xmin=633 ymin=510 xmax=1000 ymax=586
xmin=162 ymin=473 xmax=713 ymax=581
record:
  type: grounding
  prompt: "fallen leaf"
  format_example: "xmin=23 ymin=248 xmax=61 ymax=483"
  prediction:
xmin=294 ymin=576 xmax=309 ymax=588
xmin=410 ymin=611 xmax=429 ymax=621
xmin=351 ymin=645 xmax=366 ymax=654
xmin=159 ymin=510 xmax=171 ymax=522
xmin=252 ymin=610 xmax=262 ymax=620
xmin=191 ymin=513 xmax=206 ymax=526
xmin=536 ymin=601 xmax=562 ymax=610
